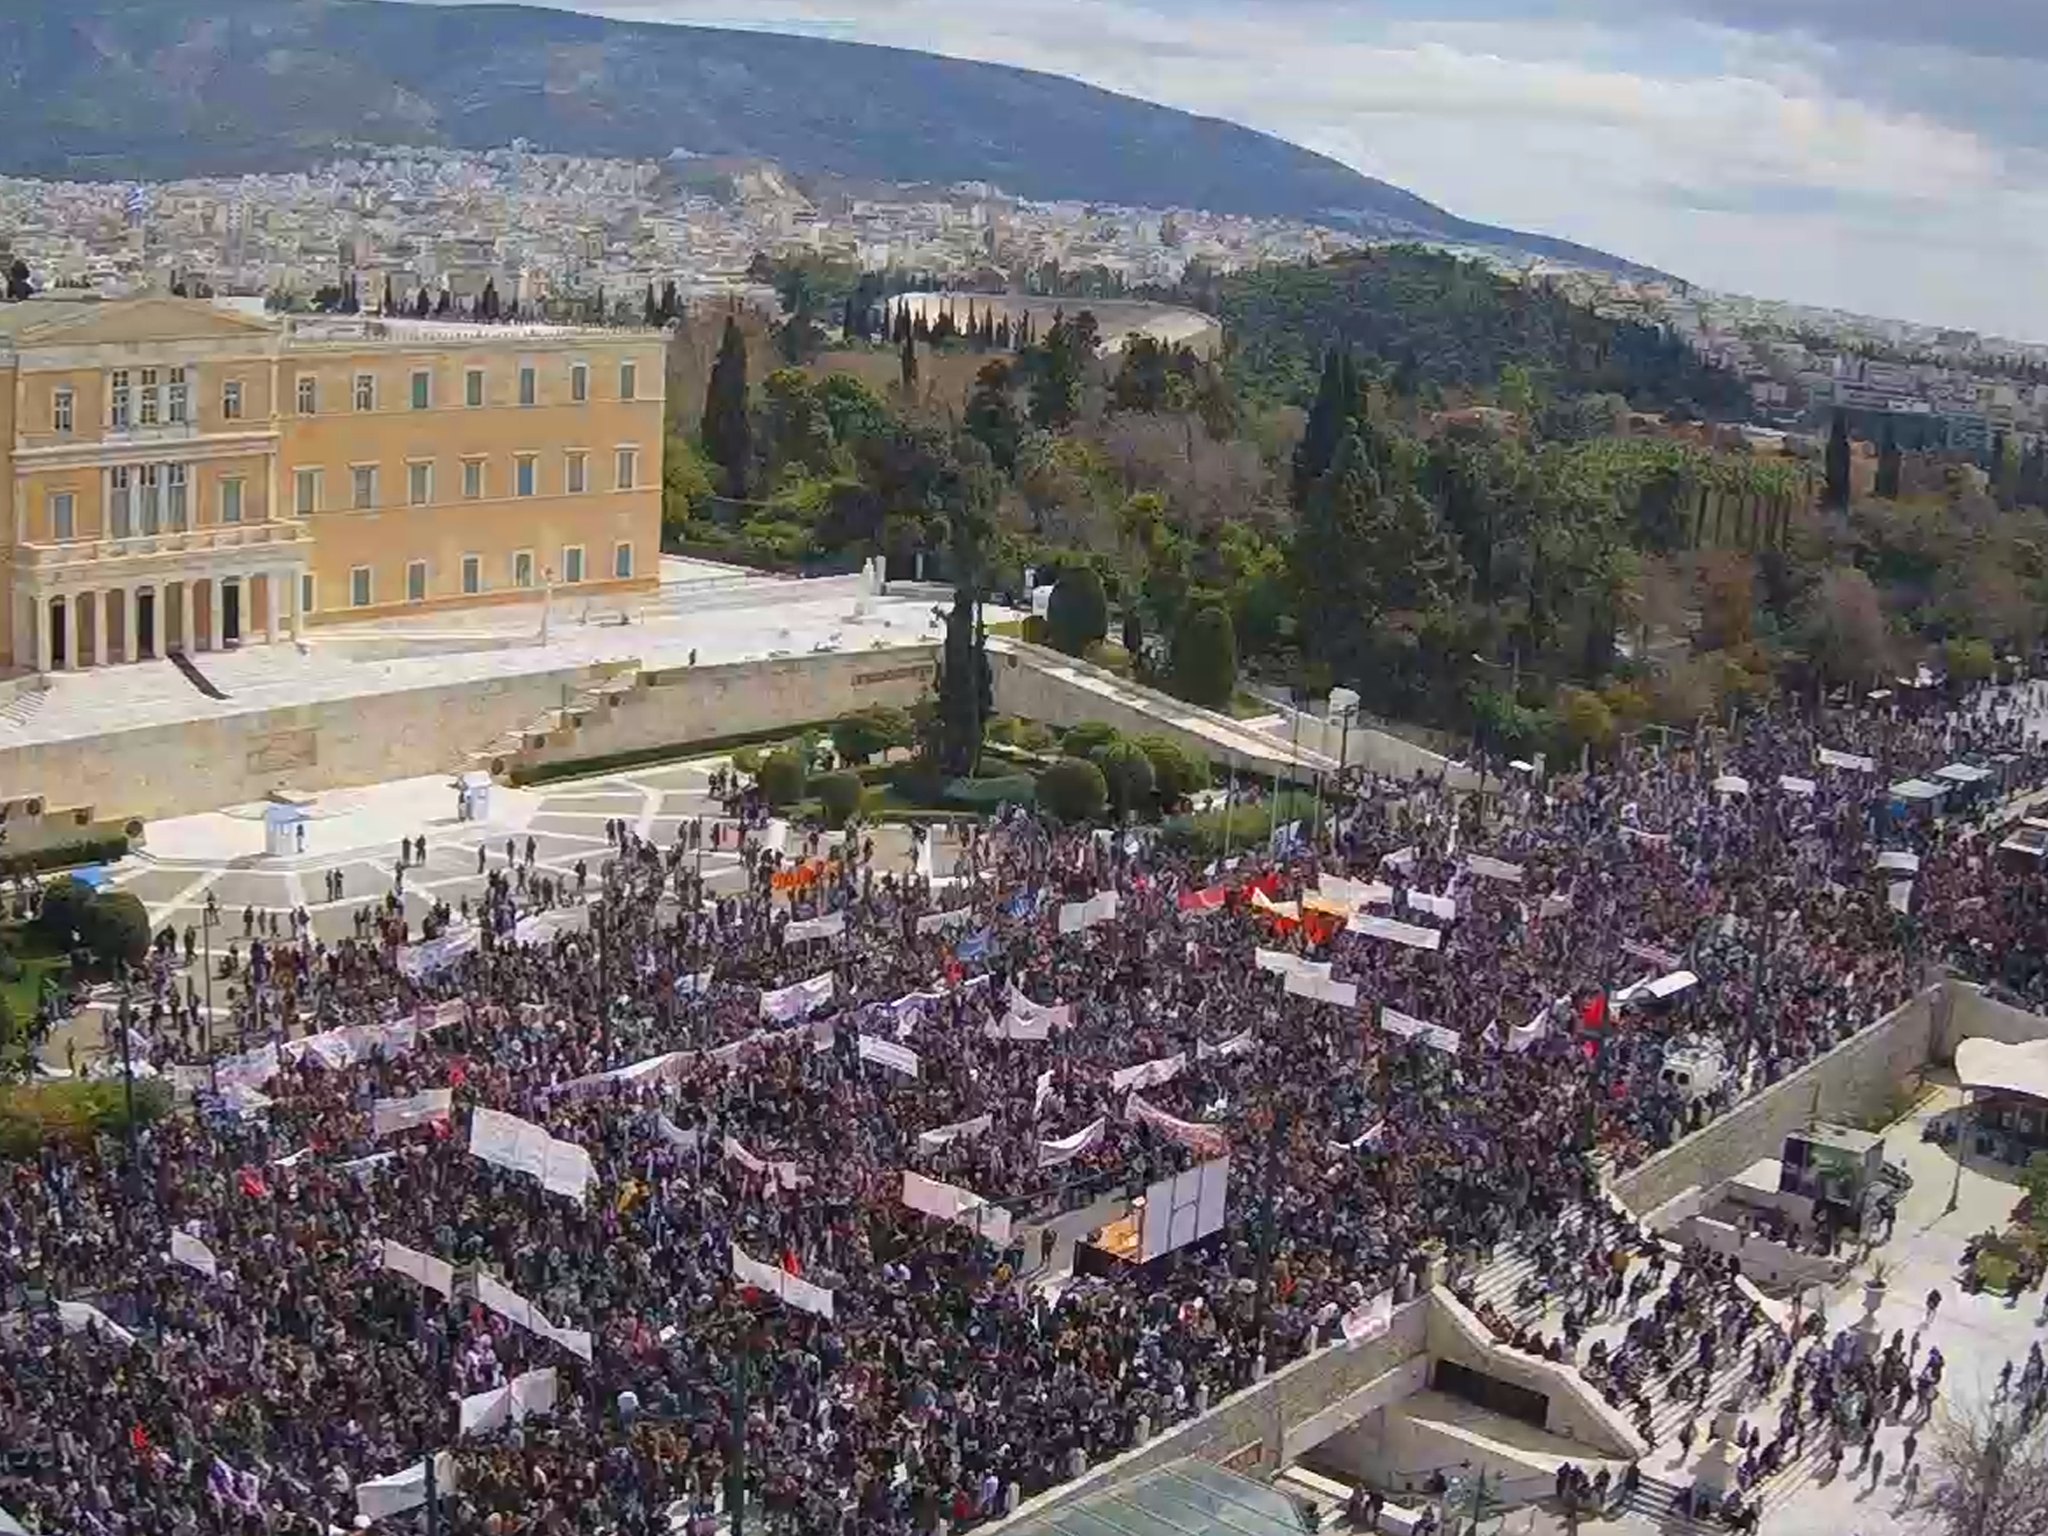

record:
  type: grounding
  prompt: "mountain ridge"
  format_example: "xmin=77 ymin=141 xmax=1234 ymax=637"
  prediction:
xmin=0 ymin=0 xmax=1667 ymax=279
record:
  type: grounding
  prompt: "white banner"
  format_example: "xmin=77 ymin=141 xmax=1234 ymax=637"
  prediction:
xmin=1623 ymin=940 xmax=1682 ymax=972
xmin=783 ymin=911 xmax=847 ymax=945
xmin=761 ymin=971 xmax=836 ymax=1022
xmin=1381 ymin=1006 xmax=1461 ymax=1055
xmin=380 ymin=1239 xmax=456 ymax=1298
xmin=916 ymin=907 xmax=975 ymax=934
xmin=901 ymin=1170 xmax=1015 ymax=1247
xmin=1341 ymin=1290 xmax=1395 ymax=1345
xmin=1318 ymin=873 xmax=1393 ymax=911
xmin=1197 ymin=1030 xmax=1255 ymax=1060
xmin=655 ymin=1114 xmax=700 ymax=1151
xmin=468 ymin=1107 xmax=594 ymax=1201
xmin=760 ymin=818 xmax=790 ymax=855
xmin=476 ymin=1271 xmax=533 ymax=1330
xmin=1284 ymin=969 xmax=1359 ymax=1008
xmin=214 ymin=1043 xmax=279 ymax=1091
xmin=169 ymin=1229 xmax=218 ymax=1279
xmin=1034 ymin=1069 xmax=1055 ymax=1116
xmin=1818 ymin=747 xmax=1876 ymax=773
xmin=1348 ymin=914 xmax=1443 ymax=951
xmin=731 ymin=1243 xmax=834 ymax=1319
xmin=56 ymin=1300 xmax=136 ymax=1346
xmin=1889 ymin=880 xmax=1915 ymax=914
xmin=1406 ymin=890 xmax=1457 ymax=922
xmin=1466 ymin=855 xmax=1524 ymax=885
xmin=1127 ymin=1094 xmax=1229 ymax=1156
xmin=1329 ymin=1120 xmax=1385 ymax=1153
xmin=1057 ymin=891 xmax=1120 ymax=934
xmin=356 ymin=1452 xmax=456 ymax=1521
xmin=1038 ymin=1116 xmax=1107 ymax=1168
xmin=1110 ymin=1053 xmax=1186 ymax=1094
xmin=987 ymin=1011 xmax=1051 ymax=1042
xmin=1381 ymin=847 xmax=1417 ymax=871
xmin=857 ymin=1034 xmax=921 ymax=1078
xmin=372 ymin=1088 xmax=453 ymax=1140
xmin=916 ymin=1114 xmax=993 ymax=1153
xmin=1007 ymin=990 xmax=1073 ymax=1032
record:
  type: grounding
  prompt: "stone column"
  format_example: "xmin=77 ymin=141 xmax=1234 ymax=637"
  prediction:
xmin=265 ymin=570 xmax=280 ymax=644
xmin=73 ymin=592 xmax=90 ymax=670
xmin=27 ymin=594 xmax=47 ymax=672
xmin=208 ymin=576 xmax=225 ymax=651
xmin=107 ymin=587 xmax=126 ymax=664
xmin=175 ymin=579 xmax=192 ymax=656
xmin=288 ymin=568 xmax=303 ymax=640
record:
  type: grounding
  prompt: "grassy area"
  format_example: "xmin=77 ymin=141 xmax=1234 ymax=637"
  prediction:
xmin=0 ymin=923 xmax=69 ymax=1052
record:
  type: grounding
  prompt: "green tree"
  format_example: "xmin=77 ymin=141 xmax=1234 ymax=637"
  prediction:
xmin=1061 ymin=721 xmax=1124 ymax=759
xmin=81 ymin=891 xmax=150 ymax=970
xmin=814 ymin=770 xmax=863 ymax=828
xmin=756 ymin=369 xmax=838 ymax=487
xmin=1291 ymin=349 xmax=1356 ymax=508
xmin=1823 ymin=409 xmax=1852 ymax=511
xmin=1802 ymin=565 xmax=1889 ymax=687
xmin=1943 ymin=637 xmax=1996 ymax=687
xmin=1135 ymin=735 xmax=1210 ymax=806
xmin=758 ymin=749 xmax=808 ymax=806
xmin=1037 ymin=757 xmax=1108 ymax=822
xmin=900 ymin=333 xmax=920 ymax=396
xmin=1876 ymin=421 xmax=1903 ymax=499
xmin=964 ymin=360 xmax=1023 ymax=473
xmin=1046 ymin=567 xmax=1110 ymax=655
xmin=933 ymin=586 xmax=984 ymax=776
xmin=1171 ymin=602 xmax=1238 ymax=709
xmin=1552 ymin=685 xmax=1617 ymax=759
xmin=701 ymin=316 xmax=753 ymax=499
xmin=831 ymin=705 xmax=912 ymax=765
xmin=1094 ymin=739 xmax=1157 ymax=818
xmin=33 ymin=878 xmax=94 ymax=947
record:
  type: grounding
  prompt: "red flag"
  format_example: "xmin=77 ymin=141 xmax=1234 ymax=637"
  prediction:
xmin=1178 ymin=886 xmax=1227 ymax=914
xmin=781 ymin=1249 xmax=803 ymax=1277
xmin=1578 ymin=992 xmax=1609 ymax=1031
xmin=130 ymin=1423 xmax=151 ymax=1452
xmin=447 ymin=1059 xmax=469 ymax=1088
xmin=237 ymin=1166 xmax=269 ymax=1199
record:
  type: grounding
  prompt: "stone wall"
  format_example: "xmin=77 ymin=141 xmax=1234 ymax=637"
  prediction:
xmin=0 ymin=662 xmax=604 ymax=822
xmin=513 ymin=646 xmax=939 ymax=773
xmin=1613 ymin=986 xmax=1940 ymax=1219
xmin=1423 ymin=1289 xmax=1647 ymax=1458
xmin=1938 ymin=983 xmax=2048 ymax=1060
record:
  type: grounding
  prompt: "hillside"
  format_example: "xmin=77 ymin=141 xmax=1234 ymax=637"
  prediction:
xmin=0 ymin=0 xmax=1656 ymax=277
xmin=1191 ymin=249 xmax=1743 ymax=413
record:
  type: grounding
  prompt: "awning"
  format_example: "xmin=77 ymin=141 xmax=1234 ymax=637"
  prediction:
xmin=1956 ymin=1037 xmax=2048 ymax=1103
xmin=1937 ymin=763 xmax=1995 ymax=785
xmin=2000 ymin=827 xmax=2048 ymax=859
xmin=1889 ymin=779 xmax=1946 ymax=802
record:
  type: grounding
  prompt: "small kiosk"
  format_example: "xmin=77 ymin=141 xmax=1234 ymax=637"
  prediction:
xmin=261 ymin=793 xmax=314 ymax=857
xmin=454 ymin=770 xmax=493 ymax=823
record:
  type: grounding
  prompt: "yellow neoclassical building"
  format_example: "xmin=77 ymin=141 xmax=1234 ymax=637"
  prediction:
xmin=0 ymin=296 xmax=664 ymax=671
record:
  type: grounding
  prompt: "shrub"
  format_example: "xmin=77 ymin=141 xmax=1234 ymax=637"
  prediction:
xmin=1171 ymin=603 xmax=1239 ymax=709
xmin=1160 ymin=791 xmax=1318 ymax=860
xmin=1095 ymin=739 xmax=1157 ymax=818
xmin=1036 ymin=757 xmax=1108 ymax=823
xmin=758 ymin=749 xmax=809 ymax=807
xmin=731 ymin=745 xmax=767 ymax=778
xmin=33 ymin=878 xmax=95 ymax=948
xmin=1015 ymin=719 xmax=1058 ymax=753
xmin=941 ymin=775 xmax=1038 ymax=811
xmin=814 ymin=770 xmax=864 ymax=828
xmin=1061 ymin=721 xmax=1124 ymax=760
xmin=831 ymin=705 xmax=912 ymax=766
xmin=1046 ymin=567 xmax=1109 ymax=655
xmin=81 ymin=891 xmax=151 ymax=970
xmin=0 ymin=1076 xmax=173 ymax=1159
xmin=985 ymin=716 xmax=1018 ymax=747
xmin=0 ymin=835 xmax=130 ymax=881
xmin=1136 ymin=735 xmax=1211 ymax=806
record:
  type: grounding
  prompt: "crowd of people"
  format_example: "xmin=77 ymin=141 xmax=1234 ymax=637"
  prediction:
xmin=2 ymin=680 xmax=2046 ymax=1536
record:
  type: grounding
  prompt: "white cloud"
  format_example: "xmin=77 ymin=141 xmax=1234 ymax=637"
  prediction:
xmin=433 ymin=0 xmax=2048 ymax=336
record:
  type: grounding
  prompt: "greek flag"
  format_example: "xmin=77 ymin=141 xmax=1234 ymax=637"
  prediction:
xmin=957 ymin=928 xmax=994 ymax=964
xmin=1005 ymin=889 xmax=1041 ymax=919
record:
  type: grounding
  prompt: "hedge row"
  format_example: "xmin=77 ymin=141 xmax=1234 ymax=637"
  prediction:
xmin=0 ymin=1076 xmax=173 ymax=1160
xmin=0 ymin=836 xmax=130 ymax=880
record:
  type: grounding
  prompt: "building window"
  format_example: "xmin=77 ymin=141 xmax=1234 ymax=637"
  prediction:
xmin=222 ymin=379 xmax=243 ymax=421
xmin=408 ymin=461 xmax=433 ymax=507
xmin=110 ymin=370 xmax=132 ymax=430
xmin=571 ymin=362 xmax=589 ymax=403
xmin=465 ymin=368 xmax=484 ymax=408
xmin=566 ymin=451 xmax=587 ymax=495
xmin=294 ymin=467 xmax=321 ymax=516
xmin=613 ymin=542 xmax=633 ymax=580
xmin=166 ymin=463 xmax=189 ymax=530
xmin=354 ymin=373 xmax=376 ymax=413
xmin=411 ymin=369 xmax=431 ymax=411
xmin=49 ymin=491 xmax=75 ymax=542
xmin=109 ymin=467 xmax=133 ymax=537
xmin=619 ymin=360 xmax=637 ymax=401
xmin=518 ymin=365 xmax=536 ymax=407
xmin=139 ymin=367 xmax=161 ymax=427
xmin=51 ymin=387 xmax=73 ymax=434
xmin=407 ymin=560 xmax=428 ymax=603
xmin=137 ymin=464 xmax=162 ymax=534
xmin=350 ymin=566 xmax=373 ymax=608
xmin=301 ymin=573 xmax=316 ymax=615
xmin=614 ymin=447 xmax=638 ymax=491
xmin=462 ymin=554 xmax=482 ymax=595
xmin=220 ymin=477 xmax=244 ymax=525
xmin=462 ymin=459 xmax=484 ymax=500
xmin=562 ymin=545 xmax=585 ymax=584
xmin=296 ymin=376 xmax=317 ymax=415
xmin=351 ymin=465 xmax=378 ymax=511
xmin=167 ymin=367 xmax=189 ymax=425
xmin=513 ymin=550 xmax=534 ymax=589
xmin=515 ymin=455 xmax=537 ymax=498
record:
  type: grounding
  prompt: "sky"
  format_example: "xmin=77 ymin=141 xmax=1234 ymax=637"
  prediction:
xmin=436 ymin=0 xmax=2047 ymax=340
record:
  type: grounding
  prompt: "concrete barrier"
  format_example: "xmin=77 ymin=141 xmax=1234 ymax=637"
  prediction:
xmin=1939 ymin=982 xmax=2048 ymax=1060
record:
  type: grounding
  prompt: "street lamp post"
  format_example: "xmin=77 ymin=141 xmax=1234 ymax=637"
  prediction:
xmin=201 ymin=904 xmax=220 ymax=1093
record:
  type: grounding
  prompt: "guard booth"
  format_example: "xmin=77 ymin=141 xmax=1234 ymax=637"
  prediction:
xmin=1779 ymin=1123 xmax=1887 ymax=1231
xmin=454 ymin=770 xmax=493 ymax=823
xmin=262 ymin=795 xmax=313 ymax=857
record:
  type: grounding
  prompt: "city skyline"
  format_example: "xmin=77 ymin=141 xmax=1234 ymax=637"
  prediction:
xmin=428 ymin=0 xmax=2046 ymax=342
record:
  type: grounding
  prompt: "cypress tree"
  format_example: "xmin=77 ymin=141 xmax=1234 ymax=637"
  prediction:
xmin=1823 ymin=409 xmax=1851 ymax=510
xmin=644 ymin=284 xmax=659 ymax=326
xmin=1292 ymin=350 xmax=1350 ymax=508
xmin=900 ymin=334 xmax=920 ymax=396
xmin=1875 ymin=421 xmax=1902 ymax=499
xmin=701 ymin=316 xmax=753 ymax=500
